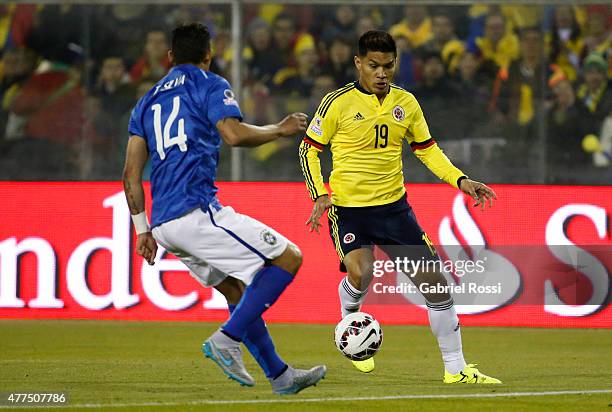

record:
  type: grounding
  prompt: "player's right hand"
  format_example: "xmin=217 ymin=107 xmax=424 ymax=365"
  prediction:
xmin=306 ymin=194 xmax=332 ymax=234
xmin=137 ymin=232 xmax=158 ymax=265
xmin=278 ymin=112 xmax=308 ymax=137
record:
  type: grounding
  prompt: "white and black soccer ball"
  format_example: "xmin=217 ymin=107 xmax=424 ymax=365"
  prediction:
xmin=334 ymin=312 xmax=383 ymax=361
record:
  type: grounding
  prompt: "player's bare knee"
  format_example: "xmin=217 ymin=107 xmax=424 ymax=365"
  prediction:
xmin=271 ymin=243 xmax=302 ymax=275
xmin=347 ymin=264 xmax=372 ymax=291
xmin=215 ymin=277 xmax=245 ymax=305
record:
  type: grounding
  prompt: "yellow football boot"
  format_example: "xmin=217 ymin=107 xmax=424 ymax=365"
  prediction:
xmin=444 ymin=364 xmax=501 ymax=384
xmin=351 ymin=357 xmax=375 ymax=373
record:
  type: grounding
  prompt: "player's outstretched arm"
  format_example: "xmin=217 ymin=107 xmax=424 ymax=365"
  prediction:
xmin=123 ymin=135 xmax=157 ymax=265
xmin=411 ymin=141 xmax=497 ymax=209
xmin=216 ymin=113 xmax=308 ymax=147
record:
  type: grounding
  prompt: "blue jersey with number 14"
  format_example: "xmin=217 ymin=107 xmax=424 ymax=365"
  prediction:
xmin=128 ymin=64 xmax=242 ymax=228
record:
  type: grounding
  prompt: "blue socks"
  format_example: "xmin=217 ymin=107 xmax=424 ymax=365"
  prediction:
xmin=222 ymin=265 xmax=293 ymax=378
xmin=223 ymin=265 xmax=293 ymax=339
xmin=228 ymin=304 xmax=287 ymax=379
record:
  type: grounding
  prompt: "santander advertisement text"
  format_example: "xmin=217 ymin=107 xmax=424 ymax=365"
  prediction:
xmin=0 ymin=182 xmax=610 ymax=327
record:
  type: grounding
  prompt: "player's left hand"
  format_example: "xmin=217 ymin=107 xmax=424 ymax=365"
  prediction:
xmin=136 ymin=232 xmax=158 ymax=265
xmin=459 ymin=178 xmax=497 ymax=210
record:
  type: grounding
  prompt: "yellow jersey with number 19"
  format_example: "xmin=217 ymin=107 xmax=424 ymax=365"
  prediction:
xmin=299 ymin=81 xmax=466 ymax=207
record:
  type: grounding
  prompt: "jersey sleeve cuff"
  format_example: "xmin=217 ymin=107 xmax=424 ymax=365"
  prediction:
xmin=210 ymin=113 xmax=243 ymax=127
xmin=456 ymin=175 xmax=468 ymax=189
xmin=410 ymin=137 xmax=436 ymax=151
xmin=303 ymin=136 xmax=325 ymax=150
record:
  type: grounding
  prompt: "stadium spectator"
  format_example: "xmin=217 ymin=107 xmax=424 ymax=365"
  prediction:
xmin=498 ymin=28 xmax=547 ymax=130
xmin=252 ymin=33 xmax=319 ymax=176
xmin=491 ymin=27 xmax=548 ymax=177
xmin=546 ymin=75 xmax=592 ymax=181
xmin=356 ymin=14 xmax=378 ymax=38
xmin=165 ymin=5 xmax=219 ymax=34
xmin=94 ymin=56 xmax=135 ymax=120
xmin=2 ymin=60 xmax=85 ymax=179
xmin=320 ymin=5 xmax=357 ymax=45
xmin=594 ymin=113 xmax=612 ymax=167
xmin=26 ymin=5 xmax=88 ymax=67
xmin=577 ymin=53 xmax=612 ymax=136
xmin=450 ymin=51 xmax=497 ymax=139
xmin=413 ymin=52 xmax=459 ymax=139
xmin=271 ymin=13 xmax=298 ymax=68
xmin=255 ymin=3 xmax=285 ymax=25
xmin=393 ymin=34 xmax=418 ymax=90
xmin=583 ymin=7 xmax=611 ymax=57
xmin=0 ymin=4 xmax=37 ymax=53
xmin=547 ymin=5 xmax=584 ymax=82
xmin=470 ymin=13 xmax=520 ymax=71
xmin=0 ymin=48 xmax=37 ymax=139
xmin=245 ymin=18 xmax=278 ymax=85
xmin=85 ymin=56 xmax=137 ymax=178
xmin=389 ymin=6 xmax=433 ymax=49
xmin=322 ymin=36 xmax=355 ymax=87
xmin=451 ymin=51 xmax=494 ymax=99
xmin=466 ymin=5 xmax=540 ymax=43
xmin=242 ymin=19 xmax=279 ymax=127
xmin=307 ymin=73 xmax=336 ymax=115
xmin=249 ymin=33 xmax=319 ymax=172
xmin=129 ymin=30 xmax=171 ymax=83
xmin=209 ymin=29 xmax=232 ymax=79
xmin=91 ymin=4 xmax=167 ymax=66
xmin=414 ymin=52 xmax=456 ymax=100
xmin=272 ymin=33 xmax=319 ymax=109
xmin=420 ymin=12 xmax=465 ymax=74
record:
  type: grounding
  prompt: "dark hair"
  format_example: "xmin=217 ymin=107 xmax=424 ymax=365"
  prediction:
xmin=171 ymin=23 xmax=211 ymax=65
xmin=273 ymin=12 xmax=296 ymax=28
xmin=358 ymin=30 xmax=396 ymax=57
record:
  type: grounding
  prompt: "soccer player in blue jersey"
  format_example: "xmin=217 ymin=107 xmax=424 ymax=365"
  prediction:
xmin=122 ymin=23 xmax=325 ymax=394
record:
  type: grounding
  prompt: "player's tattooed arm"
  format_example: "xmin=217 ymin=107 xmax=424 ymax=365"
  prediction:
xmin=216 ymin=113 xmax=308 ymax=147
xmin=122 ymin=136 xmax=149 ymax=214
xmin=123 ymin=135 xmax=157 ymax=265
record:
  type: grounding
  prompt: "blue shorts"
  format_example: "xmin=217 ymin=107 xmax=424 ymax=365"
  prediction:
xmin=327 ymin=194 xmax=435 ymax=272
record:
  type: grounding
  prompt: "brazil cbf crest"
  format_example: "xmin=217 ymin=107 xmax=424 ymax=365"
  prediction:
xmin=392 ymin=105 xmax=405 ymax=121
xmin=223 ymin=89 xmax=238 ymax=107
xmin=261 ymin=230 xmax=277 ymax=246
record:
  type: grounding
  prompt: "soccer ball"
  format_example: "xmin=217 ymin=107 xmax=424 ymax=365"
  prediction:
xmin=334 ymin=312 xmax=383 ymax=361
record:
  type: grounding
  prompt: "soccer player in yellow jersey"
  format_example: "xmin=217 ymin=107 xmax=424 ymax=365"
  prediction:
xmin=299 ymin=31 xmax=501 ymax=384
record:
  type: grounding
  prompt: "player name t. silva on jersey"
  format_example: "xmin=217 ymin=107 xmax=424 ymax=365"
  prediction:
xmin=128 ymin=64 xmax=243 ymax=228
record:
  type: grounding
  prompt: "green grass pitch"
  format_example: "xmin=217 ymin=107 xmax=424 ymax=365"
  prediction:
xmin=1 ymin=320 xmax=611 ymax=411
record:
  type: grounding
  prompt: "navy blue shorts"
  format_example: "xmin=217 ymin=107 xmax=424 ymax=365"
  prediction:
xmin=327 ymin=194 xmax=435 ymax=272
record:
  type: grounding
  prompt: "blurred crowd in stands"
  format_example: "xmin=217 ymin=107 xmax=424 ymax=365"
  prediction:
xmin=0 ymin=3 xmax=610 ymax=183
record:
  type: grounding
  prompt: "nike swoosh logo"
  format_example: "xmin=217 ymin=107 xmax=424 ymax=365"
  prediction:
xmin=359 ymin=328 xmax=377 ymax=346
xmin=215 ymin=347 xmax=234 ymax=367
